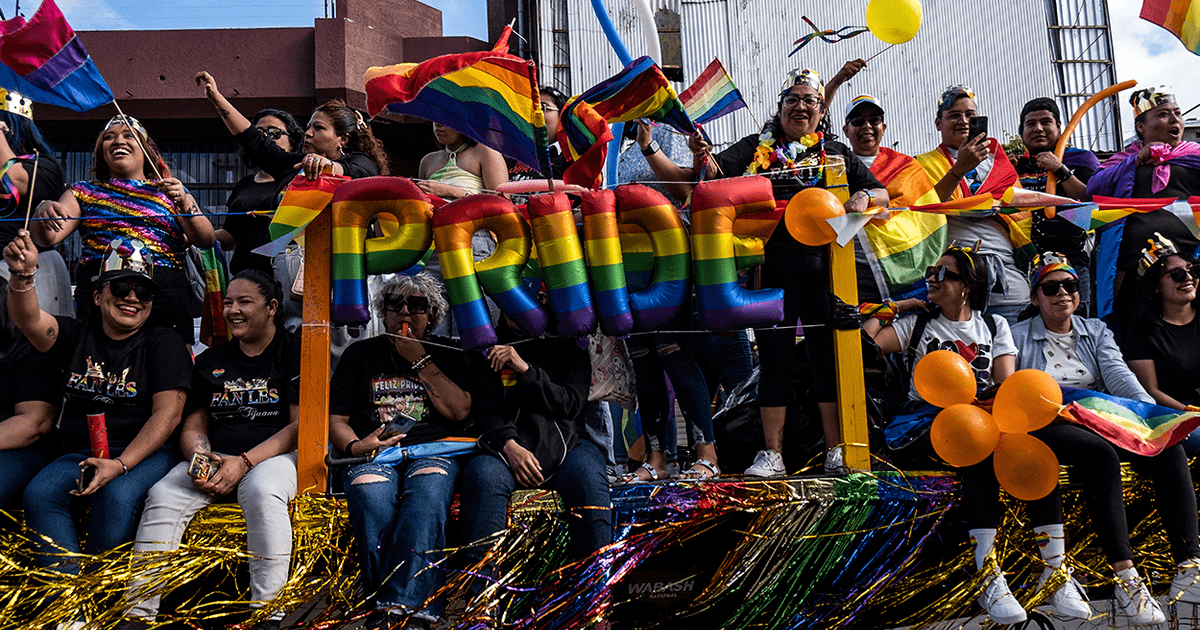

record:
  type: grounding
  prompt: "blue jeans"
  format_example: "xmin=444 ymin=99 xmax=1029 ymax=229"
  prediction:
xmin=23 ymin=448 xmax=177 ymax=574
xmin=343 ymin=456 xmax=461 ymax=620
xmin=581 ymin=400 xmax=616 ymax=468
xmin=459 ymin=442 xmax=612 ymax=569
xmin=629 ymin=331 xmax=714 ymax=450
xmin=694 ymin=329 xmax=754 ymax=404
xmin=0 ymin=446 xmax=54 ymax=511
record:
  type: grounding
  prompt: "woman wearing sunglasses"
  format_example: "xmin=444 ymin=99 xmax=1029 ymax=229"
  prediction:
xmin=3 ymin=234 xmax=191 ymax=593
xmin=328 ymin=273 xmax=473 ymax=629
xmin=216 ymin=109 xmax=305 ymax=275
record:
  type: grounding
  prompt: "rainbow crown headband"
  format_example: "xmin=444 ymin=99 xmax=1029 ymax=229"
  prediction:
xmin=781 ymin=68 xmax=823 ymax=97
xmin=0 ymin=89 xmax=32 ymax=119
xmin=1139 ymin=232 xmax=1179 ymax=277
xmin=1030 ymin=251 xmax=1077 ymax=288
xmin=1131 ymin=86 xmax=1176 ymax=118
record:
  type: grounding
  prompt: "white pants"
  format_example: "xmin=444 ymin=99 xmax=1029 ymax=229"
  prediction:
xmin=125 ymin=452 xmax=298 ymax=619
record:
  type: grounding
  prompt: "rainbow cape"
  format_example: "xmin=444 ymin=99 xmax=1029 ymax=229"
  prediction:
xmin=859 ymin=148 xmax=944 ymax=298
xmin=363 ymin=50 xmax=550 ymax=175
xmin=0 ymin=0 xmax=113 ymax=111
xmin=1060 ymin=388 xmax=1200 ymax=456
xmin=679 ymin=58 xmax=746 ymax=125
xmin=1140 ymin=0 xmax=1200 ymax=55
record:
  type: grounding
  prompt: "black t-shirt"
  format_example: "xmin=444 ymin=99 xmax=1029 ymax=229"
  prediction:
xmin=235 ymin=127 xmax=380 ymax=182
xmin=46 ymin=317 xmax=192 ymax=453
xmin=186 ymin=330 xmax=301 ymax=454
xmin=329 ymin=335 xmax=471 ymax=447
xmin=1123 ymin=314 xmax=1200 ymax=405
xmin=224 ymin=174 xmax=291 ymax=274
xmin=712 ymin=135 xmax=881 ymax=252
xmin=1018 ymin=150 xmax=1098 ymax=266
xmin=0 ymin=154 xmax=63 ymax=249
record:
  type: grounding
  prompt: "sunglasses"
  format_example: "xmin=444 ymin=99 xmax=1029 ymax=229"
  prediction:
xmin=925 ymin=265 xmax=964 ymax=282
xmin=260 ymin=127 xmax=286 ymax=140
xmin=1037 ymin=280 xmax=1079 ymax=296
xmin=782 ymin=94 xmax=824 ymax=108
xmin=109 ymin=280 xmax=156 ymax=302
xmin=384 ymin=295 xmax=429 ymax=314
xmin=1164 ymin=266 xmax=1200 ymax=283
xmin=848 ymin=115 xmax=883 ymax=127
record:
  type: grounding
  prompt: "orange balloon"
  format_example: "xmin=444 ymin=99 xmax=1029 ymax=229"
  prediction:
xmin=913 ymin=350 xmax=977 ymax=408
xmin=784 ymin=188 xmax=844 ymax=246
xmin=993 ymin=433 xmax=1060 ymax=501
xmin=993 ymin=369 xmax=1064 ymax=433
xmin=930 ymin=404 xmax=1000 ymax=467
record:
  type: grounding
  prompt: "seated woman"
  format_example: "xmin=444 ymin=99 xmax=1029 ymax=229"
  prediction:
xmin=3 ymin=232 xmax=190 ymax=582
xmin=328 ymin=273 xmax=472 ymax=629
xmin=417 ymin=123 xmax=508 ymax=200
xmin=0 ymin=90 xmax=71 ymax=315
xmin=30 ymin=115 xmax=216 ymax=345
xmin=0 ymin=276 xmax=62 ymax=513
xmin=116 ymin=270 xmax=301 ymax=630
xmin=1011 ymin=253 xmax=1189 ymax=622
xmin=216 ymin=109 xmax=305 ymax=275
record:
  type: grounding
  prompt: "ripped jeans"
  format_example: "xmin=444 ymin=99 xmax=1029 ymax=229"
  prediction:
xmin=343 ymin=456 xmax=462 ymax=620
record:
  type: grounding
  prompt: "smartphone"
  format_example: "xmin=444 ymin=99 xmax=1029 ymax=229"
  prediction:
xmin=76 ymin=465 xmax=95 ymax=493
xmin=188 ymin=452 xmax=219 ymax=481
xmin=968 ymin=115 xmax=988 ymax=140
xmin=380 ymin=411 xmax=417 ymax=440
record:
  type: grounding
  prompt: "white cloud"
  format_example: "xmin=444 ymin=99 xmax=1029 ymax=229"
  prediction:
xmin=55 ymin=0 xmax=135 ymax=30
xmin=1109 ymin=0 xmax=1200 ymax=144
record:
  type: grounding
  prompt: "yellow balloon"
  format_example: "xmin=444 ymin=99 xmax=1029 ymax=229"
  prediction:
xmin=866 ymin=0 xmax=923 ymax=45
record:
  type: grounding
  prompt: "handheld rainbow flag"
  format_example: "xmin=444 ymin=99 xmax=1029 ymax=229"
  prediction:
xmin=1060 ymin=388 xmax=1200 ymax=456
xmin=576 ymin=56 xmax=695 ymax=135
xmin=1140 ymin=0 xmax=1200 ymax=55
xmin=0 ymin=0 xmax=114 ymax=111
xmin=789 ymin=17 xmax=869 ymax=56
xmin=197 ymin=244 xmax=231 ymax=347
xmin=253 ymin=173 xmax=348 ymax=257
xmin=680 ymin=58 xmax=747 ymax=125
xmin=364 ymin=50 xmax=550 ymax=176
xmin=558 ymin=97 xmax=613 ymax=190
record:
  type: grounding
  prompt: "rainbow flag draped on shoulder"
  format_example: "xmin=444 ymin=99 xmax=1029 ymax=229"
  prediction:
xmin=1140 ymin=0 xmax=1200 ymax=55
xmin=859 ymin=148 xmax=944 ymax=298
xmin=1060 ymin=388 xmax=1200 ymax=456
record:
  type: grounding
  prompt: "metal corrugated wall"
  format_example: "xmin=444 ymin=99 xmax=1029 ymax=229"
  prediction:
xmin=538 ymin=0 xmax=1126 ymax=157
xmin=1043 ymin=0 xmax=1122 ymax=152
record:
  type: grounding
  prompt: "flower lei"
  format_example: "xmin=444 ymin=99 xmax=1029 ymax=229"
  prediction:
xmin=747 ymin=130 xmax=825 ymax=182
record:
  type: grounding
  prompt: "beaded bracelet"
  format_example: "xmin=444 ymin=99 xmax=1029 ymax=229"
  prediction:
xmin=241 ymin=452 xmax=255 ymax=470
xmin=410 ymin=354 xmax=433 ymax=372
xmin=10 ymin=267 xmax=36 ymax=278
xmin=8 ymin=277 xmax=34 ymax=293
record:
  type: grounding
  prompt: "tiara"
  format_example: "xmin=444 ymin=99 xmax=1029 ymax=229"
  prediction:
xmin=781 ymin=68 xmax=823 ymax=97
xmin=104 ymin=114 xmax=148 ymax=139
xmin=0 ymin=89 xmax=32 ymax=119
xmin=939 ymin=84 xmax=976 ymax=112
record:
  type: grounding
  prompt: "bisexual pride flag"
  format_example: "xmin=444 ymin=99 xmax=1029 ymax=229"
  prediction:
xmin=0 ymin=0 xmax=113 ymax=111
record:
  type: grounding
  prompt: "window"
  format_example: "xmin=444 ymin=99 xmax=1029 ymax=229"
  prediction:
xmin=655 ymin=8 xmax=683 ymax=83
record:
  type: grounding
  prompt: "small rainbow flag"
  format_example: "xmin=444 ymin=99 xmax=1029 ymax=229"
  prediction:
xmin=679 ymin=58 xmax=746 ymax=125
xmin=1141 ymin=0 xmax=1200 ymax=55
xmin=559 ymin=97 xmax=613 ymax=190
xmin=364 ymin=50 xmax=550 ymax=176
xmin=254 ymin=173 xmax=348 ymax=257
xmin=1060 ymin=388 xmax=1200 ymax=456
xmin=574 ymin=56 xmax=695 ymax=134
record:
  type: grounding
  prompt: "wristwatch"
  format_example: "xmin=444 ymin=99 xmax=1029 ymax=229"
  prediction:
xmin=641 ymin=140 xmax=661 ymax=157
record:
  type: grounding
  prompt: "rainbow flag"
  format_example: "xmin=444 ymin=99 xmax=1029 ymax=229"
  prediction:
xmin=197 ymin=244 xmax=231 ymax=347
xmin=0 ymin=0 xmax=113 ymax=111
xmin=576 ymin=56 xmax=695 ymax=134
xmin=1141 ymin=0 xmax=1200 ymax=54
xmin=1060 ymin=388 xmax=1200 ymax=456
xmin=559 ymin=97 xmax=613 ymax=190
xmin=253 ymin=173 xmax=348 ymax=257
xmin=364 ymin=50 xmax=550 ymax=175
xmin=679 ymin=58 xmax=746 ymax=125
xmin=859 ymin=148 xmax=945 ymax=298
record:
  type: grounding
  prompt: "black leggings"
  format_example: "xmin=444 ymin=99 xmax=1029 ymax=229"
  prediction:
xmin=755 ymin=246 xmax=835 ymax=407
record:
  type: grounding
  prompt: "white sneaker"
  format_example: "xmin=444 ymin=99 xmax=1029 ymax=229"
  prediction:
xmin=744 ymin=449 xmax=786 ymax=477
xmin=824 ymin=446 xmax=846 ymax=475
xmin=55 ymin=621 xmax=87 ymax=630
xmin=1170 ymin=557 xmax=1200 ymax=604
xmin=1114 ymin=570 xmax=1166 ymax=624
xmin=1038 ymin=566 xmax=1091 ymax=619
xmin=979 ymin=570 xmax=1027 ymax=625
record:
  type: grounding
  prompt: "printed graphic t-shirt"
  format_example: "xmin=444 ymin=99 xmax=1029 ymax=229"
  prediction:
xmin=186 ymin=330 xmax=301 ymax=454
xmin=46 ymin=316 xmax=192 ymax=452
xmin=892 ymin=311 xmax=1017 ymax=402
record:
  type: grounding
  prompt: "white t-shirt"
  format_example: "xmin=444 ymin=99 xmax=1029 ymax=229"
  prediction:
xmin=943 ymin=147 xmax=1025 ymax=306
xmin=855 ymin=153 xmax=878 ymax=169
xmin=1043 ymin=328 xmax=1097 ymax=389
xmin=892 ymin=310 xmax=1018 ymax=402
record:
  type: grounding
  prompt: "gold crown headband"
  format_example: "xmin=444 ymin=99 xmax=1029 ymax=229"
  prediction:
xmin=0 ymin=89 xmax=32 ymax=119
xmin=1138 ymin=232 xmax=1179 ymax=277
xmin=781 ymin=68 xmax=823 ymax=97
xmin=1131 ymin=86 xmax=1176 ymax=118
xmin=939 ymin=84 xmax=976 ymax=113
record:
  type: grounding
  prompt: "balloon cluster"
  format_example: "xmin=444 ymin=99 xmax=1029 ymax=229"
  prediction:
xmin=915 ymin=351 xmax=1064 ymax=500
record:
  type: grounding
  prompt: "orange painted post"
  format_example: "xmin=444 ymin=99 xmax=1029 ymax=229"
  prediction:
xmin=297 ymin=208 xmax=332 ymax=494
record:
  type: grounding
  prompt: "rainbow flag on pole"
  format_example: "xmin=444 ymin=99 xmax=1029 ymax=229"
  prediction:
xmin=680 ymin=58 xmax=746 ymax=125
xmin=576 ymin=56 xmax=695 ymax=134
xmin=0 ymin=0 xmax=113 ymax=111
xmin=1141 ymin=0 xmax=1200 ymax=54
xmin=364 ymin=50 xmax=550 ymax=175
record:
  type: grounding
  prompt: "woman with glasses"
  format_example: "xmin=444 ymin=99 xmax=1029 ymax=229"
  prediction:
xmin=328 ymin=273 xmax=473 ymax=629
xmin=30 ymin=115 xmax=216 ymax=345
xmin=3 ymin=235 xmax=191 ymax=594
xmin=647 ymin=67 xmax=888 ymax=477
xmin=216 ymin=109 xmax=305 ymax=275
xmin=417 ymin=122 xmax=508 ymax=200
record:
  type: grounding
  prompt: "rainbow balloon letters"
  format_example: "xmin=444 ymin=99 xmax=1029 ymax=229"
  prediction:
xmin=311 ymin=176 xmax=806 ymax=349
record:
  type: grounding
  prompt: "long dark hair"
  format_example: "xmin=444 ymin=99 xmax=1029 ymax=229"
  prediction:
xmin=0 ymin=111 xmax=56 ymax=158
xmin=243 ymin=109 xmax=304 ymax=169
xmin=312 ymin=99 xmax=391 ymax=175
xmin=91 ymin=121 xmax=171 ymax=180
xmin=230 ymin=269 xmax=285 ymax=329
xmin=942 ymin=245 xmax=989 ymax=312
xmin=1136 ymin=253 xmax=1199 ymax=322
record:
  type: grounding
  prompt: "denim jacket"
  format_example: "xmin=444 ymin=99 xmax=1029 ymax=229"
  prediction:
xmin=1010 ymin=314 xmax=1153 ymax=403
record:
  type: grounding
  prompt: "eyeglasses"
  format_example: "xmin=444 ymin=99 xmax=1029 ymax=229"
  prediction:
xmin=384 ymin=295 xmax=429 ymax=314
xmin=848 ymin=115 xmax=883 ymax=127
xmin=941 ymin=110 xmax=978 ymax=123
xmin=541 ymin=105 xmax=559 ymax=113
xmin=925 ymin=265 xmax=965 ymax=282
xmin=782 ymin=94 xmax=824 ymax=108
xmin=109 ymin=280 xmax=156 ymax=302
xmin=1037 ymin=280 xmax=1080 ymax=296
xmin=260 ymin=127 xmax=286 ymax=141
xmin=1164 ymin=267 xmax=1200 ymax=283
